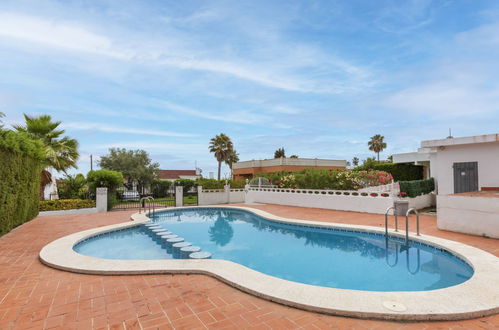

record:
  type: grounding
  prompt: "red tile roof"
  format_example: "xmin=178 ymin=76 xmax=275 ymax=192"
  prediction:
xmin=158 ymin=170 xmax=199 ymax=180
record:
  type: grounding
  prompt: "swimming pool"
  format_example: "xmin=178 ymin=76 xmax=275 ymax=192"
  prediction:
xmin=74 ymin=207 xmax=473 ymax=292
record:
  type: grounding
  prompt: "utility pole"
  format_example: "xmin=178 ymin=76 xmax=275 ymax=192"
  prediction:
xmin=90 ymin=154 xmax=93 ymax=171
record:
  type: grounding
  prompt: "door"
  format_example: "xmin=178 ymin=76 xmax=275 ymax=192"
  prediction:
xmin=453 ymin=162 xmax=478 ymax=193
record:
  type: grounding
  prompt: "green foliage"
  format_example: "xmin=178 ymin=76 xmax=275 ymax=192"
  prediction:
xmin=196 ymin=178 xmax=246 ymax=189
xmin=0 ymin=147 xmax=41 ymax=235
xmin=174 ymin=178 xmax=197 ymax=192
xmin=57 ymin=173 xmax=88 ymax=199
xmin=0 ymin=130 xmax=45 ymax=159
xmin=399 ymin=178 xmax=435 ymax=198
xmin=151 ymin=179 xmax=172 ymax=198
xmin=354 ymin=162 xmax=423 ymax=181
xmin=13 ymin=114 xmax=79 ymax=172
xmin=274 ymin=147 xmax=285 ymax=158
xmin=39 ymin=199 xmax=95 ymax=211
xmin=257 ymin=169 xmax=393 ymax=190
xmin=352 ymin=157 xmax=359 ymax=166
xmin=99 ymin=148 xmax=159 ymax=192
xmin=87 ymin=169 xmax=124 ymax=192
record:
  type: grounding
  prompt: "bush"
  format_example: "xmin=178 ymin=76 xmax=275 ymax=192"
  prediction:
xmin=196 ymin=178 xmax=246 ymax=189
xmin=173 ymin=178 xmax=197 ymax=192
xmin=354 ymin=162 xmax=423 ymax=181
xmin=0 ymin=129 xmax=44 ymax=235
xmin=87 ymin=169 xmax=124 ymax=192
xmin=87 ymin=170 xmax=124 ymax=210
xmin=151 ymin=179 xmax=172 ymax=198
xmin=256 ymin=169 xmax=393 ymax=190
xmin=57 ymin=173 xmax=89 ymax=199
xmin=0 ymin=147 xmax=42 ymax=235
xmin=399 ymin=178 xmax=435 ymax=198
xmin=39 ymin=199 xmax=95 ymax=211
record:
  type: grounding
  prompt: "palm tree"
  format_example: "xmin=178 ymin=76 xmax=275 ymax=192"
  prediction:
xmin=367 ymin=134 xmax=387 ymax=162
xmin=14 ymin=114 xmax=79 ymax=172
xmin=352 ymin=157 xmax=359 ymax=166
xmin=209 ymin=133 xmax=233 ymax=180
xmin=14 ymin=114 xmax=79 ymax=199
xmin=274 ymin=147 xmax=285 ymax=158
xmin=225 ymin=149 xmax=239 ymax=178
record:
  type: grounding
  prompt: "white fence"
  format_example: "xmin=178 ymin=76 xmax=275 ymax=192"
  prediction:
xmin=245 ymin=187 xmax=395 ymax=214
xmin=196 ymin=185 xmax=433 ymax=214
xmin=198 ymin=186 xmax=245 ymax=205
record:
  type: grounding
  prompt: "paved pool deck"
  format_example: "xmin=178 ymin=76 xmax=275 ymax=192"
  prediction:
xmin=0 ymin=204 xmax=497 ymax=329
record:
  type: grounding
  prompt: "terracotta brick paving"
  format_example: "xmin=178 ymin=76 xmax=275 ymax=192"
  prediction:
xmin=0 ymin=204 xmax=497 ymax=329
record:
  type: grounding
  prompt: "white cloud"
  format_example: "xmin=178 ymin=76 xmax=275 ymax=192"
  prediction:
xmin=154 ymin=99 xmax=269 ymax=124
xmin=0 ymin=12 xmax=371 ymax=94
xmin=62 ymin=122 xmax=196 ymax=137
xmin=0 ymin=12 xmax=128 ymax=59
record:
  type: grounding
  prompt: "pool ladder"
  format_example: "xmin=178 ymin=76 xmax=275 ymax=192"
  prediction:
xmin=140 ymin=196 xmax=156 ymax=217
xmin=384 ymin=207 xmax=420 ymax=245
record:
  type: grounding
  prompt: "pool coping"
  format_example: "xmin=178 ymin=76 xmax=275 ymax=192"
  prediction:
xmin=39 ymin=205 xmax=499 ymax=321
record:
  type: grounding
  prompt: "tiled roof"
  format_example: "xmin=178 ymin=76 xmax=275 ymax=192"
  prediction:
xmin=158 ymin=170 xmax=198 ymax=180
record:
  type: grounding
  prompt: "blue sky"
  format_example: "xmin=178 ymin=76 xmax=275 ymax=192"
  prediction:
xmin=1 ymin=0 xmax=499 ymax=178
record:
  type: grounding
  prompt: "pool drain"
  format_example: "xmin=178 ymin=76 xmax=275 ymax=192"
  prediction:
xmin=382 ymin=301 xmax=407 ymax=312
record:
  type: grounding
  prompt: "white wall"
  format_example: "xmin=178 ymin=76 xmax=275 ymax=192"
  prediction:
xmin=407 ymin=193 xmax=435 ymax=209
xmin=245 ymin=188 xmax=394 ymax=214
xmin=198 ymin=186 xmax=245 ymax=205
xmin=437 ymin=195 xmax=499 ymax=238
xmin=435 ymin=142 xmax=499 ymax=195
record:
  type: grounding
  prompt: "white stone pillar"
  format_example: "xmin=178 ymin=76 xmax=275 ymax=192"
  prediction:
xmin=175 ymin=186 xmax=183 ymax=207
xmin=197 ymin=186 xmax=203 ymax=205
xmin=96 ymin=187 xmax=108 ymax=212
xmin=224 ymin=184 xmax=230 ymax=204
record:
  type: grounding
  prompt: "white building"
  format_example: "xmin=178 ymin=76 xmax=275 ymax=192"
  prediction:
xmin=393 ymin=133 xmax=499 ymax=195
xmin=393 ymin=134 xmax=499 ymax=238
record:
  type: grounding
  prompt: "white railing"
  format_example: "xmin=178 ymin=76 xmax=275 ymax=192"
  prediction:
xmin=247 ymin=187 xmax=393 ymax=198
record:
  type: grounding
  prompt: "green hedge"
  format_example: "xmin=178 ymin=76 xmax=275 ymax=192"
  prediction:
xmin=196 ymin=178 xmax=246 ymax=189
xmin=399 ymin=178 xmax=435 ymax=198
xmin=0 ymin=147 xmax=41 ymax=235
xmin=39 ymin=199 xmax=95 ymax=211
xmin=355 ymin=163 xmax=423 ymax=181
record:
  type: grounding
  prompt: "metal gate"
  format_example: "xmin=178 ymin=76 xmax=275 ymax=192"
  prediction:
xmin=183 ymin=186 xmax=199 ymax=206
xmin=111 ymin=188 xmax=176 ymax=211
xmin=453 ymin=162 xmax=478 ymax=193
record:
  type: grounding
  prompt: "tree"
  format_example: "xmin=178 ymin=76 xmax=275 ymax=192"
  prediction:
xmin=99 ymin=148 xmax=159 ymax=193
xmin=0 ymin=112 xmax=4 ymax=127
xmin=387 ymin=155 xmax=393 ymax=162
xmin=14 ymin=114 xmax=79 ymax=172
xmin=209 ymin=133 xmax=233 ymax=180
xmin=225 ymin=149 xmax=239 ymax=177
xmin=290 ymin=155 xmax=298 ymax=158
xmin=352 ymin=157 xmax=359 ymax=166
xmin=274 ymin=147 xmax=285 ymax=158
xmin=368 ymin=134 xmax=387 ymax=161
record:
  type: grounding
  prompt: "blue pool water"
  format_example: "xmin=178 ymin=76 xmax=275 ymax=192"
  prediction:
xmin=74 ymin=208 xmax=473 ymax=291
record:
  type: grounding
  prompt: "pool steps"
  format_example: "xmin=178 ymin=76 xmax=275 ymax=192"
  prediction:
xmin=141 ymin=223 xmax=209 ymax=259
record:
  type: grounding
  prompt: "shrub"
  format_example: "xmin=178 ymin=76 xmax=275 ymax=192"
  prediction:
xmin=87 ymin=169 xmax=124 ymax=192
xmin=0 ymin=147 xmax=42 ymax=235
xmin=151 ymin=179 xmax=172 ymax=198
xmin=354 ymin=162 xmax=423 ymax=181
xmin=39 ymin=199 xmax=95 ymax=211
xmin=256 ymin=169 xmax=393 ymax=190
xmin=196 ymin=178 xmax=246 ymax=190
xmin=399 ymin=178 xmax=435 ymax=198
xmin=57 ymin=173 xmax=89 ymax=199
xmin=0 ymin=129 xmax=44 ymax=236
xmin=174 ymin=178 xmax=197 ymax=193
xmin=87 ymin=170 xmax=124 ymax=210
